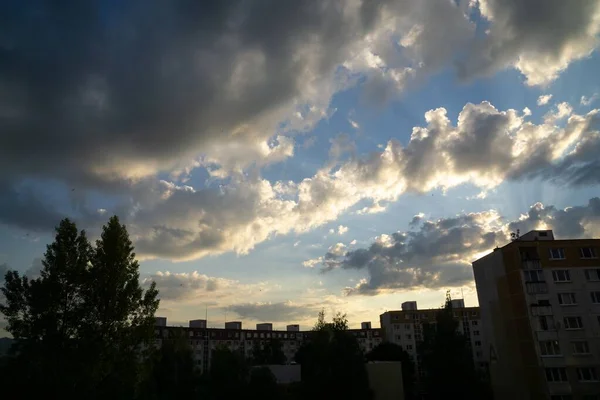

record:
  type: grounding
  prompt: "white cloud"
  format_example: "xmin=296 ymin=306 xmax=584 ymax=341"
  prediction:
xmin=349 ymin=119 xmax=360 ymax=130
xmin=537 ymin=94 xmax=553 ymax=106
xmin=581 ymin=93 xmax=599 ymax=106
xmin=337 ymin=225 xmax=349 ymax=235
xmin=114 ymin=102 xmax=600 ymax=261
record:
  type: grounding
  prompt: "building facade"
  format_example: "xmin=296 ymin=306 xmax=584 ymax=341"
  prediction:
xmin=154 ymin=320 xmax=382 ymax=374
xmin=473 ymin=230 xmax=600 ymax=400
xmin=380 ymin=299 xmax=488 ymax=378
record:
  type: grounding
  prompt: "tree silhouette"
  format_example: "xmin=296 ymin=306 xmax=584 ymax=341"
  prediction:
xmin=139 ymin=328 xmax=197 ymax=399
xmin=295 ymin=310 xmax=372 ymax=400
xmin=417 ymin=295 xmax=490 ymax=399
xmin=251 ymin=338 xmax=286 ymax=365
xmin=0 ymin=216 xmax=159 ymax=399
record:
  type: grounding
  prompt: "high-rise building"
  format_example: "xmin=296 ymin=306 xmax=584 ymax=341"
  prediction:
xmin=473 ymin=229 xmax=600 ymax=400
xmin=380 ymin=299 xmax=487 ymax=378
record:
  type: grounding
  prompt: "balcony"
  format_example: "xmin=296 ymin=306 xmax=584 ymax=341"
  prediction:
xmin=531 ymin=305 xmax=553 ymax=316
xmin=521 ymin=259 xmax=541 ymax=270
xmin=526 ymin=281 xmax=548 ymax=294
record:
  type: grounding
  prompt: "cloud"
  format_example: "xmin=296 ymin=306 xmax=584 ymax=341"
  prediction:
xmin=229 ymin=301 xmax=319 ymax=323
xmin=459 ymin=0 xmax=600 ymax=86
xmin=581 ymin=93 xmax=599 ymax=106
xmin=337 ymin=225 xmax=349 ymax=235
xmin=142 ymin=270 xmax=267 ymax=303
xmin=312 ymin=197 xmax=600 ymax=296
xmin=506 ymin=197 xmax=600 ymax=239
xmin=349 ymin=119 xmax=360 ymax=129
xmin=537 ymin=94 xmax=553 ymax=106
xmin=78 ymin=102 xmax=600 ymax=261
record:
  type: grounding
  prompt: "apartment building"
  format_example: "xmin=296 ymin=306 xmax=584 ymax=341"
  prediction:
xmin=380 ymin=299 xmax=488 ymax=378
xmin=154 ymin=319 xmax=382 ymax=374
xmin=473 ymin=229 xmax=600 ymax=400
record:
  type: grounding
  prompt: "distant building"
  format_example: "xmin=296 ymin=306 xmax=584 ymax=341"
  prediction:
xmin=224 ymin=321 xmax=242 ymax=330
xmin=473 ymin=230 xmax=600 ymax=400
xmin=361 ymin=321 xmax=372 ymax=329
xmin=256 ymin=323 xmax=273 ymax=331
xmin=154 ymin=317 xmax=167 ymax=327
xmin=153 ymin=319 xmax=382 ymax=373
xmin=189 ymin=319 xmax=207 ymax=328
xmin=380 ymin=300 xmax=488 ymax=378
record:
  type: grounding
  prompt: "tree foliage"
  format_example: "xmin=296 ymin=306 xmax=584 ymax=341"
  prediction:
xmin=295 ymin=310 xmax=372 ymax=400
xmin=251 ymin=338 xmax=286 ymax=366
xmin=417 ymin=294 xmax=490 ymax=399
xmin=139 ymin=328 xmax=198 ymax=399
xmin=0 ymin=216 xmax=159 ymax=399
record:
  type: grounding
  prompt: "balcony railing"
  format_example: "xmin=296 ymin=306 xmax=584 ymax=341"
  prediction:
xmin=526 ymin=281 xmax=548 ymax=294
xmin=521 ymin=259 xmax=541 ymax=270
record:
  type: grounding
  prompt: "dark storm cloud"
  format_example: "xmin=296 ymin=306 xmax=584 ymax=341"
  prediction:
xmin=458 ymin=0 xmax=600 ymax=85
xmin=317 ymin=197 xmax=600 ymax=296
xmin=326 ymin=212 xmax=499 ymax=295
xmin=0 ymin=0 xmax=381 ymax=186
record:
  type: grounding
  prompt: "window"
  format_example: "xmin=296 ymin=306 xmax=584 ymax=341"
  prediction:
xmin=539 ymin=315 xmax=555 ymax=331
xmin=577 ymin=367 xmax=598 ymax=382
xmin=571 ymin=341 xmax=590 ymax=355
xmin=591 ymin=291 xmax=600 ymax=304
xmin=476 ymin=350 xmax=482 ymax=357
xmin=545 ymin=368 xmax=567 ymax=382
xmin=580 ymin=247 xmax=597 ymax=259
xmin=557 ymin=293 xmax=577 ymax=305
xmin=406 ymin=334 xmax=412 ymax=339
xmin=471 ymin=320 xmax=478 ymax=326
xmin=585 ymin=269 xmax=600 ymax=281
xmin=474 ymin=330 xmax=480 ymax=336
xmin=396 ymin=335 xmax=401 ymax=340
xmin=549 ymin=248 xmax=565 ymax=260
xmin=564 ymin=316 xmax=583 ymax=330
xmin=552 ymin=270 xmax=571 ymax=282
xmin=406 ymin=345 xmax=413 ymax=350
xmin=539 ymin=340 xmax=561 ymax=356
xmin=475 ymin=340 xmax=482 ymax=346
xmin=405 ymin=324 xmax=411 ymax=329
xmin=524 ymin=270 xmax=544 ymax=282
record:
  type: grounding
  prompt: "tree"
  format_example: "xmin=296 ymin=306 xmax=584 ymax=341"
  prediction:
xmin=295 ymin=310 xmax=372 ymax=400
xmin=248 ymin=366 xmax=280 ymax=400
xmin=366 ymin=341 xmax=416 ymax=400
xmin=208 ymin=346 xmax=249 ymax=400
xmin=0 ymin=219 xmax=93 ymax=397
xmin=82 ymin=216 xmax=160 ymax=398
xmin=417 ymin=293 xmax=489 ymax=399
xmin=0 ymin=216 xmax=160 ymax=399
xmin=139 ymin=328 xmax=198 ymax=399
xmin=251 ymin=338 xmax=286 ymax=365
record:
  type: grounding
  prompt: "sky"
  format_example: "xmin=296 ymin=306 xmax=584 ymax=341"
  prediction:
xmin=1 ymin=0 xmax=600 ymax=335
